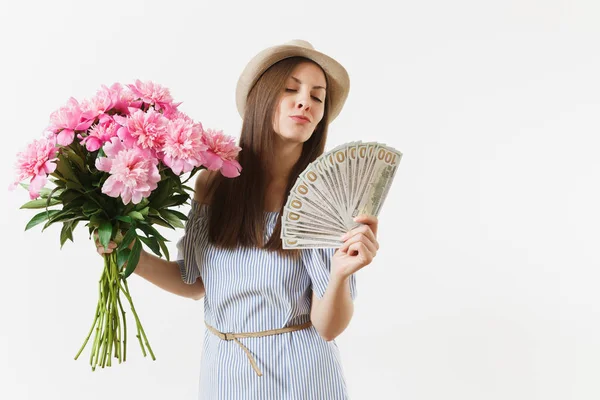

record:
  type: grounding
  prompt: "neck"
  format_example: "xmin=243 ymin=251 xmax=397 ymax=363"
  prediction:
xmin=266 ymin=139 xmax=303 ymax=185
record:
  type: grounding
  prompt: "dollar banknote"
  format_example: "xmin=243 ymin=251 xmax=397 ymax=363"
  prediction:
xmin=282 ymin=141 xmax=403 ymax=249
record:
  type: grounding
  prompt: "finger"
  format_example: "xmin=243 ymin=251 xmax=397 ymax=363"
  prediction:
xmin=340 ymin=226 xmax=378 ymax=249
xmin=346 ymin=242 xmax=374 ymax=264
xmin=353 ymin=215 xmax=379 ymax=237
xmin=340 ymin=224 xmax=375 ymax=243
xmin=107 ymin=242 xmax=118 ymax=249
xmin=339 ymin=233 xmax=367 ymax=253
xmin=339 ymin=233 xmax=378 ymax=255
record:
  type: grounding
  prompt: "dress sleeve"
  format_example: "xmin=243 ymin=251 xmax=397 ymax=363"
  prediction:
xmin=301 ymin=247 xmax=358 ymax=300
xmin=175 ymin=200 xmax=209 ymax=285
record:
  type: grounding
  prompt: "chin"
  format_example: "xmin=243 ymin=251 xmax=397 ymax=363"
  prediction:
xmin=277 ymin=126 xmax=313 ymax=143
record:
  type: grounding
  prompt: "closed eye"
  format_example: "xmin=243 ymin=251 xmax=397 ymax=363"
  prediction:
xmin=285 ymin=88 xmax=323 ymax=103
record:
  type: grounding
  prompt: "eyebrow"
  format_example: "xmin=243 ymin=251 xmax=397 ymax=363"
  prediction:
xmin=290 ymin=76 xmax=326 ymax=91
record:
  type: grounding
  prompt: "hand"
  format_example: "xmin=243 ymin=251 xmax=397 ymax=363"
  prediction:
xmin=332 ymin=214 xmax=380 ymax=278
xmin=93 ymin=230 xmax=133 ymax=256
xmin=93 ymin=231 xmax=118 ymax=256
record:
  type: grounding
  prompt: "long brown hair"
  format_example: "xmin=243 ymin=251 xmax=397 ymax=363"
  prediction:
xmin=206 ymin=56 xmax=331 ymax=257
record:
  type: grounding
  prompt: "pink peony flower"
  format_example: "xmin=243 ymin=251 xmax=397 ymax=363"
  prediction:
xmin=95 ymin=137 xmax=161 ymax=204
xmin=159 ymin=118 xmax=207 ymax=175
xmin=81 ymin=83 xmax=144 ymax=121
xmin=78 ymin=119 xmax=119 ymax=152
xmin=126 ymin=80 xmax=181 ymax=116
xmin=48 ymin=97 xmax=95 ymax=146
xmin=10 ymin=137 xmax=59 ymax=199
xmin=114 ymin=109 xmax=168 ymax=153
xmin=79 ymin=87 xmax=114 ymax=122
xmin=201 ymin=129 xmax=242 ymax=178
xmin=170 ymin=110 xmax=194 ymax=124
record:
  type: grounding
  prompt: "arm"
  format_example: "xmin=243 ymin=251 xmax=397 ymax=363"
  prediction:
xmin=310 ymin=214 xmax=380 ymax=341
xmin=95 ymin=169 xmax=217 ymax=301
xmin=132 ymin=170 xmax=219 ymax=300
xmin=310 ymin=272 xmax=354 ymax=341
xmin=133 ymin=251 xmax=205 ymax=300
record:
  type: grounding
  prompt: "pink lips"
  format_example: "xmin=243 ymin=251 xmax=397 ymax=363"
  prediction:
xmin=290 ymin=115 xmax=310 ymax=124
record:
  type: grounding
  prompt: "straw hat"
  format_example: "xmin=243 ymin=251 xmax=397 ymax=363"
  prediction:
xmin=235 ymin=39 xmax=350 ymax=122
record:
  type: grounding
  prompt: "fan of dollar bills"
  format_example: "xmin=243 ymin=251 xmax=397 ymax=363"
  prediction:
xmin=281 ymin=141 xmax=403 ymax=249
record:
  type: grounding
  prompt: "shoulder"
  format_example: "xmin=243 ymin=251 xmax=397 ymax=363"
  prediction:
xmin=193 ymin=169 xmax=219 ymax=205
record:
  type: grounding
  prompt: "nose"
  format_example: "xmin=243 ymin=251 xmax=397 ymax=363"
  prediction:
xmin=295 ymin=90 xmax=311 ymax=111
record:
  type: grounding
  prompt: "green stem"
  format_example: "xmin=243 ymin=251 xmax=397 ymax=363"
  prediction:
xmin=90 ymin=268 xmax=107 ymax=371
xmin=117 ymin=291 xmax=127 ymax=362
xmin=99 ymin=257 xmax=111 ymax=368
xmin=121 ymin=279 xmax=156 ymax=360
xmin=109 ymin=252 xmax=121 ymax=364
xmin=74 ymin=291 xmax=101 ymax=360
xmin=75 ymin=246 xmax=155 ymax=370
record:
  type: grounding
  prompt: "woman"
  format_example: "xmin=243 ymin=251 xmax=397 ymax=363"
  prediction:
xmin=97 ymin=39 xmax=380 ymax=399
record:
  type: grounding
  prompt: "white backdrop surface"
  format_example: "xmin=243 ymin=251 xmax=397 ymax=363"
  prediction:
xmin=1 ymin=1 xmax=598 ymax=399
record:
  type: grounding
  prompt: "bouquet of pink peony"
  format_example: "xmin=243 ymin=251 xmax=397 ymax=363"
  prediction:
xmin=10 ymin=80 xmax=241 ymax=370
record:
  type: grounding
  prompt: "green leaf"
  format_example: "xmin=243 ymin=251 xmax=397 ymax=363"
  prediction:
xmin=149 ymin=178 xmax=172 ymax=207
xmin=44 ymin=207 xmax=78 ymax=224
xmin=55 ymin=153 xmax=81 ymax=185
xmin=82 ymin=201 xmax=101 ymax=217
xmin=88 ymin=214 xmax=104 ymax=229
xmin=146 ymin=215 xmax=175 ymax=229
xmin=98 ymin=221 xmax=112 ymax=250
xmin=159 ymin=209 xmax=185 ymax=229
xmin=60 ymin=189 xmax=82 ymax=204
xmin=65 ymin=181 xmax=83 ymax=190
xmin=163 ymin=194 xmax=189 ymax=208
xmin=127 ymin=211 xmax=144 ymax=221
xmin=181 ymin=166 xmax=204 ymax=184
xmin=117 ymin=228 xmax=137 ymax=251
xmin=115 ymin=216 xmax=133 ymax=224
xmin=42 ymin=208 xmax=81 ymax=230
xmin=181 ymin=184 xmax=194 ymax=192
xmin=138 ymin=206 xmax=149 ymax=217
xmin=62 ymin=147 xmax=85 ymax=171
xmin=61 ymin=197 xmax=86 ymax=213
xmin=166 ymin=209 xmax=188 ymax=221
xmin=25 ymin=210 xmax=60 ymax=231
xmin=47 ymin=186 xmax=64 ymax=208
xmin=117 ymin=248 xmax=131 ymax=269
xmin=137 ymin=223 xmax=168 ymax=242
xmin=60 ymin=221 xmax=75 ymax=249
xmin=20 ymin=198 xmax=61 ymax=209
xmin=122 ymin=239 xmax=142 ymax=279
xmin=19 ymin=183 xmax=54 ymax=198
xmin=135 ymin=198 xmax=150 ymax=209
xmin=158 ymin=239 xmax=170 ymax=261
xmin=139 ymin=235 xmax=161 ymax=257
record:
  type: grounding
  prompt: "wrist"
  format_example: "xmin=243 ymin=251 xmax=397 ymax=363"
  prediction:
xmin=329 ymin=268 xmax=351 ymax=284
xmin=330 ymin=258 xmax=351 ymax=282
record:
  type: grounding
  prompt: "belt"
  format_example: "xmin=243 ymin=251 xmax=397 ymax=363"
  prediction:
xmin=205 ymin=320 xmax=313 ymax=377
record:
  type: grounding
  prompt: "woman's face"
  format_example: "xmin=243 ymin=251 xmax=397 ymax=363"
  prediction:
xmin=272 ymin=61 xmax=327 ymax=144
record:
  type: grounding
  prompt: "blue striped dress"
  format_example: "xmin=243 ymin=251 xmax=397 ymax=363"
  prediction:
xmin=176 ymin=199 xmax=358 ymax=399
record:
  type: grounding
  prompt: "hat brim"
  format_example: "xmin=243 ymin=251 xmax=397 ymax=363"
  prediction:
xmin=236 ymin=44 xmax=350 ymax=122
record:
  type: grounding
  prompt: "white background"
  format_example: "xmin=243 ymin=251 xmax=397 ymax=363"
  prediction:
xmin=1 ymin=1 xmax=599 ymax=399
